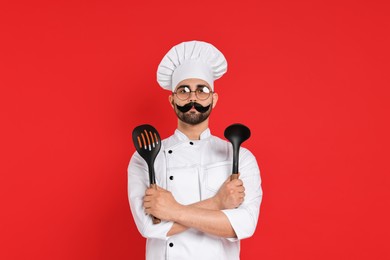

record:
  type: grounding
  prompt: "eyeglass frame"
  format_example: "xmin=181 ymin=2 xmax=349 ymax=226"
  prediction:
xmin=172 ymin=84 xmax=214 ymax=101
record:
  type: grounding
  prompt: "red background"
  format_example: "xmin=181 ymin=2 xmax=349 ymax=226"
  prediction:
xmin=1 ymin=0 xmax=389 ymax=259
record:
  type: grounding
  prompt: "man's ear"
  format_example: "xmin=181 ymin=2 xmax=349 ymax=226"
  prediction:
xmin=169 ymin=95 xmax=174 ymax=109
xmin=212 ymin=92 xmax=218 ymax=108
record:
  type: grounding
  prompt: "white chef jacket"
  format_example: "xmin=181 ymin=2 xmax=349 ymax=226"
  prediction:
xmin=128 ymin=128 xmax=262 ymax=260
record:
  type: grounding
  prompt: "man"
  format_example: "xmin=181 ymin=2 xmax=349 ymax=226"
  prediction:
xmin=128 ymin=41 xmax=262 ymax=259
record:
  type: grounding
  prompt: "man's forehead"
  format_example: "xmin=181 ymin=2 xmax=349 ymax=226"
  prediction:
xmin=176 ymin=84 xmax=209 ymax=89
xmin=174 ymin=78 xmax=210 ymax=90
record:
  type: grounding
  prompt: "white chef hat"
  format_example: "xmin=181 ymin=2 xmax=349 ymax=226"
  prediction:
xmin=157 ymin=40 xmax=227 ymax=91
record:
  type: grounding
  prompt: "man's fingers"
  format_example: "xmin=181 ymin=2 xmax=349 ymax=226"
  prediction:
xmin=145 ymin=188 xmax=155 ymax=195
xmin=155 ymin=185 xmax=165 ymax=191
xmin=227 ymin=180 xmax=243 ymax=190
xmin=231 ymin=179 xmax=243 ymax=186
xmin=143 ymin=201 xmax=151 ymax=208
xmin=144 ymin=208 xmax=151 ymax=215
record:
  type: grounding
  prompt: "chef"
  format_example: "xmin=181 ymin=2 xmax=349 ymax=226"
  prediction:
xmin=128 ymin=40 xmax=262 ymax=260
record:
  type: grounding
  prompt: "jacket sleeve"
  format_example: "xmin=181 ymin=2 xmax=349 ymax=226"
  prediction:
xmin=222 ymin=148 xmax=263 ymax=241
xmin=127 ymin=152 xmax=174 ymax=240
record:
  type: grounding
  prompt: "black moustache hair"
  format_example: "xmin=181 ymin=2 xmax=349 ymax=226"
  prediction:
xmin=175 ymin=102 xmax=211 ymax=113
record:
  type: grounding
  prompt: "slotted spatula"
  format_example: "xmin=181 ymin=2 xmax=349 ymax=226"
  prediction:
xmin=132 ymin=124 xmax=162 ymax=224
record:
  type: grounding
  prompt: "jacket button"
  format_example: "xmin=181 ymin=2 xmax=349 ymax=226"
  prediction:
xmin=169 ymin=176 xmax=174 ymax=180
xmin=189 ymin=142 xmax=194 ymax=145
xmin=168 ymin=150 xmax=172 ymax=154
xmin=169 ymin=242 xmax=174 ymax=247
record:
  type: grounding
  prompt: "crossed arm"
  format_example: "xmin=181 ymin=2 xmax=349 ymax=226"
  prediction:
xmin=143 ymin=176 xmax=245 ymax=238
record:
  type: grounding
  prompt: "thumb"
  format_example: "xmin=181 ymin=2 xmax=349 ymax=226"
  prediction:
xmin=225 ymin=176 xmax=231 ymax=183
xmin=230 ymin=173 xmax=241 ymax=181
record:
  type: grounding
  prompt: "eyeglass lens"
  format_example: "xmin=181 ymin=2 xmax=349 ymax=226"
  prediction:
xmin=175 ymin=85 xmax=211 ymax=100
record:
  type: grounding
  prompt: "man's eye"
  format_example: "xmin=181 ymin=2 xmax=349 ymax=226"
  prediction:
xmin=178 ymin=87 xmax=190 ymax=94
xmin=198 ymin=86 xmax=210 ymax=93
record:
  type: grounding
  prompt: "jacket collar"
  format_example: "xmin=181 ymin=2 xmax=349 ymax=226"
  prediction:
xmin=174 ymin=128 xmax=211 ymax=141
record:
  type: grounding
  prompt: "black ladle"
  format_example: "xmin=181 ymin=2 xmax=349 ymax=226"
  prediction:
xmin=224 ymin=123 xmax=251 ymax=180
xmin=132 ymin=124 xmax=162 ymax=224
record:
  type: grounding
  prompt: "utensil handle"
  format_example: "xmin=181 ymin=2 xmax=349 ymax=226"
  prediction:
xmin=149 ymin=184 xmax=161 ymax=224
xmin=232 ymin=144 xmax=239 ymax=174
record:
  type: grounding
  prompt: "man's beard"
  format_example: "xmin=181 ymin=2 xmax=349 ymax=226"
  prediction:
xmin=174 ymin=102 xmax=213 ymax=125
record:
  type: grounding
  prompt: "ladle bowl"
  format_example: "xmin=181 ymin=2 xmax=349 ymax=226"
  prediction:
xmin=224 ymin=123 xmax=251 ymax=179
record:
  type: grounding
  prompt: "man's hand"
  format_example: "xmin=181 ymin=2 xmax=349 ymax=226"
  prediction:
xmin=214 ymin=174 xmax=245 ymax=210
xmin=143 ymin=186 xmax=183 ymax=221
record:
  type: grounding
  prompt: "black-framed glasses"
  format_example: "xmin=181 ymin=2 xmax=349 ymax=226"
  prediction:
xmin=173 ymin=85 xmax=213 ymax=101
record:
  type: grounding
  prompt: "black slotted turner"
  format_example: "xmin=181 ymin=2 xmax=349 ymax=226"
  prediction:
xmin=132 ymin=124 xmax=162 ymax=224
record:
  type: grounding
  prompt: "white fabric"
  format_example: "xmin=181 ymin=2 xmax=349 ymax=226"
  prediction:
xmin=128 ymin=129 xmax=262 ymax=260
xmin=157 ymin=41 xmax=228 ymax=91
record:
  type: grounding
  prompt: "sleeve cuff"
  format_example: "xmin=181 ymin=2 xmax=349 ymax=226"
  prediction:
xmin=141 ymin=217 xmax=174 ymax=240
xmin=222 ymin=207 xmax=257 ymax=241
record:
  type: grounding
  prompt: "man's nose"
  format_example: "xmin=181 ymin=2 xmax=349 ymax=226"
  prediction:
xmin=188 ymin=91 xmax=197 ymax=101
